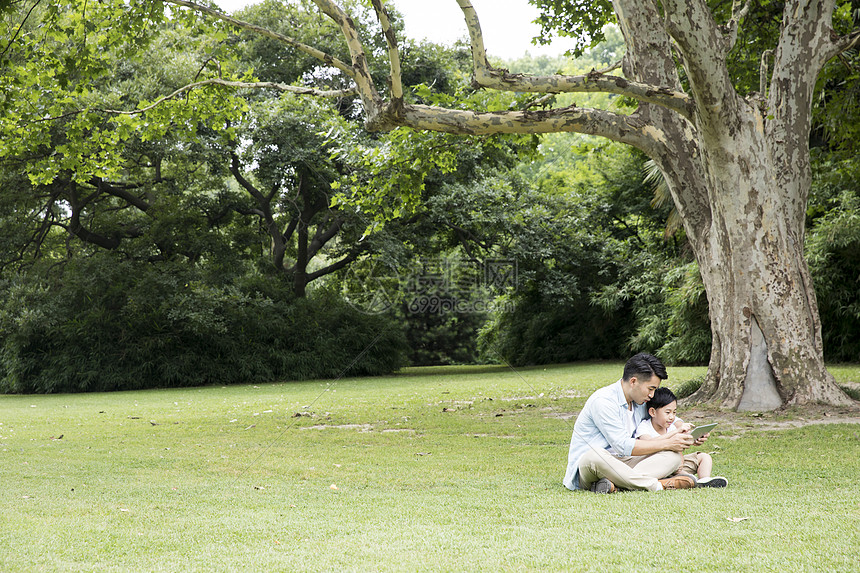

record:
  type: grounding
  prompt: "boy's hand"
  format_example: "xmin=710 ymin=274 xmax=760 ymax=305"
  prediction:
xmin=678 ymin=422 xmax=694 ymax=433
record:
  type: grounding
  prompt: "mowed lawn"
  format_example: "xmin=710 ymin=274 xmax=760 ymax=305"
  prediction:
xmin=2 ymin=362 xmax=859 ymax=572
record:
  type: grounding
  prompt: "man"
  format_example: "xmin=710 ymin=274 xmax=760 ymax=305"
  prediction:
xmin=563 ymin=353 xmax=701 ymax=493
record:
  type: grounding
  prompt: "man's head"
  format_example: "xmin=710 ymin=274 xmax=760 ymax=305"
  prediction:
xmin=622 ymin=353 xmax=668 ymax=405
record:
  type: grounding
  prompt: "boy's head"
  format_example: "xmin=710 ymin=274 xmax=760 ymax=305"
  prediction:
xmin=646 ymin=387 xmax=678 ymax=431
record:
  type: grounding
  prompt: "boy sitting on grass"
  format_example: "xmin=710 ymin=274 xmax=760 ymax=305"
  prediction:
xmin=635 ymin=387 xmax=728 ymax=488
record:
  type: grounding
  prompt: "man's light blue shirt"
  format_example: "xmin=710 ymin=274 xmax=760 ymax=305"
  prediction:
xmin=563 ymin=380 xmax=647 ymax=490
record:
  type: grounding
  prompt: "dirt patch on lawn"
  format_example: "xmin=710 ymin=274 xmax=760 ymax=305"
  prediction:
xmin=544 ymin=403 xmax=860 ymax=434
xmin=300 ymin=423 xmax=374 ymax=431
xmin=680 ymin=404 xmax=860 ymax=434
xmin=299 ymin=424 xmax=418 ymax=433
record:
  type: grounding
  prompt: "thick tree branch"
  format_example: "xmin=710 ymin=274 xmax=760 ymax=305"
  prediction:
xmin=478 ymin=68 xmax=695 ymax=121
xmin=66 ymin=183 xmax=122 ymax=250
xmin=310 ymin=0 xmax=382 ymax=108
xmin=661 ymin=0 xmax=738 ymax=121
xmin=229 ymin=153 xmax=292 ymax=271
xmin=455 ymin=0 xmax=694 ymax=121
xmin=369 ymin=0 xmax=403 ymax=101
xmin=92 ymin=178 xmax=151 ymax=213
xmin=283 ymin=217 xmax=299 ymax=244
xmin=230 ymin=153 xmax=267 ymax=205
xmin=308 ymin=215 xmax=345 ymax=258
xmin=306 ymin=248 xmax=365 ymax=282
xmin=370 ymin=103 xmax=669 ymax=157
xmin=767 ymin=0 xmax=838 ymax=182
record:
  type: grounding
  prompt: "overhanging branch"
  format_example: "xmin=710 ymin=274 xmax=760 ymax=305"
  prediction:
xmin=35 ymin=79 xmax=356 ymax=123
xmin=104 ymin=79 xmax=357 ymax=115
xmin=310 ymin=0 xmax=381 ymax=106
xmin=374 ymin=103 xmax=669 ymax=156
xmin=476 ymin=68 xmax=695 ymax=122
xmin=454 ymin=0 xmax=694 ymax=121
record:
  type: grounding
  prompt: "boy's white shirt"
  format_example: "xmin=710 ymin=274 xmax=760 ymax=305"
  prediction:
xmin=634 ymin=416 xmax=685 ymax=438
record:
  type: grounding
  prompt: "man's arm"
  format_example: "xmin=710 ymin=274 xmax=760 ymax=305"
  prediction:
xmin=631 ymin=430 xmax=694 ymax=455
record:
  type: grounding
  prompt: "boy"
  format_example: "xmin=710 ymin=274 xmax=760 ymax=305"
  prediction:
xmin=635 ymin=387 xmax=728 ymax=488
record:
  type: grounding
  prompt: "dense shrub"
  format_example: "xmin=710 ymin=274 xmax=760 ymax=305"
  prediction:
xmin=807 ymin=190 xmax=860 ymax=362
xmin=478 ymin=293 xmax=630 ymax=366
xmin=0 ymin=257 xmax=407 ymax=393
xmin=403 ymin=304 xmax=486 ymax=366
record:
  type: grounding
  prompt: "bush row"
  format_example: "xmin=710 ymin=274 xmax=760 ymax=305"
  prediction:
xmin=0 ymin=257 xmax=407 ymax=393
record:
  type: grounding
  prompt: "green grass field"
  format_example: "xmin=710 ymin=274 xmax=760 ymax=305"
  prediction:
xmin=3 ymin=362 xmax=860 ymax=572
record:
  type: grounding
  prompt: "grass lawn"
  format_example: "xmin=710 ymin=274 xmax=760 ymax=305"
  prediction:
xmin=2 ymin=362 xmax=860 ymax=572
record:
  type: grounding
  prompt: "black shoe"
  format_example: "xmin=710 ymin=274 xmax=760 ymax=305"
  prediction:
xmin=590 ymin=478 xmax=617 ymax=494
xmin=697 ymin=476 xmax=728 ymax=488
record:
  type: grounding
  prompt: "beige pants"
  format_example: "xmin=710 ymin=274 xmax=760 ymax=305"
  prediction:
xmin=680 ymin=452 xmax=701 ymax=476
xmin=578 ymin=448 xmax=683 ymax=491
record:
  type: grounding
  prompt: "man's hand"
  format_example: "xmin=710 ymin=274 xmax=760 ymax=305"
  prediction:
xmin=693 ymin=433 xmax=709 ymax=447
xmin=630 ymin=429 xmax=695 ymax=456
xmin=665 ymin=429 xmax=695 ymax=452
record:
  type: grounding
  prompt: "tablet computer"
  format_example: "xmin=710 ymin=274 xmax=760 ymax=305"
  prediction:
xmin=691 ymin=423 xmax=717 ymax=439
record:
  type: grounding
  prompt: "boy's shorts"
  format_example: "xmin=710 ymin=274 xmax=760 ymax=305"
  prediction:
xmin=680 ymin=452 xmax=701 ymax=475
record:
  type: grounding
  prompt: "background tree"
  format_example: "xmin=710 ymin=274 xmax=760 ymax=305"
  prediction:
xmin=0 ymin=0 xmax=539 ymax=388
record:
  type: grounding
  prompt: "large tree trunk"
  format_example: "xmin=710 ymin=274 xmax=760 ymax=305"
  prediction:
xmin=612 ymin=0 xmax=852 ymax=409
xmin=688 ymin=105 xmax=848 ymax=408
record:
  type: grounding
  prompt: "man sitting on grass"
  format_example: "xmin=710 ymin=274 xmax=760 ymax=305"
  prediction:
xmin=563 ymin=353 xmax=704 ymax=493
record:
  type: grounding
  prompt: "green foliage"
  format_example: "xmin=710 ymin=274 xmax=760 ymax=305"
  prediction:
xmin=480 ymin=140 xmax=708 ymax=366
xmin=674 ymin=374 xmax=705 ymax=400
xmin=0 ymin=0 xmax=248 ymax=185
xmin=591 ymin=255 xmax=712 ymax=366
xmin=402 ymin=304 xmax=487 ymax=366
xmin=479 ymin=294 xmax=628 ymax=365
xmin=530 ymin=0 xmax=616 ymax=57
xmin=0 ymin=256 xmax=407 ymax=393
xmin=807 ymin=189 xmax=860 ymax=362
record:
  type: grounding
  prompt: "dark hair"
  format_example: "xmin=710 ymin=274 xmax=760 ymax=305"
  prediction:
xmin=622 ymin=352 xmax=667 ymax=382
xmin=646 ymin=387 xmax=677 ymax=413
